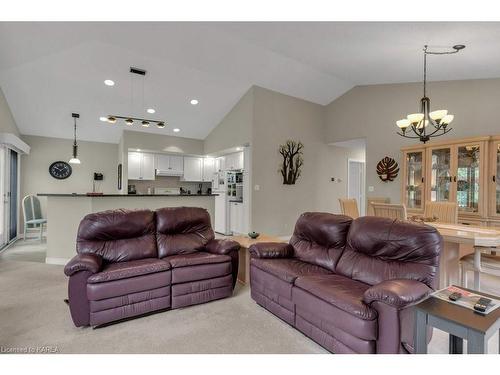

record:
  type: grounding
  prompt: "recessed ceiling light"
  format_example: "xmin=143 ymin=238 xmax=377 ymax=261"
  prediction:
xmin=99 ymin=116 xmax=108 ymax=122
xmin=147 ymin=108 xmax=155 ymax=114
xmin=104 ymin=79 xmax=115 ymax=86
xmin=173 ymin=128 xmax=180 ymax=133
xmin=236 ymin=147 xmax=242 ymax=151
xmin=190 ymin=99 xmax=199 ymax=105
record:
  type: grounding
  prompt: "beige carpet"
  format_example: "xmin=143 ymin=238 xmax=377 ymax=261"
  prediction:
xmin=0 ymin=250 xmax=498 ymax=354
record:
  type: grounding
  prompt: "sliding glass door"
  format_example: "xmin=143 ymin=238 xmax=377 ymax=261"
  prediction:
xmin=0 ymin=145 xmax=19 ymax=249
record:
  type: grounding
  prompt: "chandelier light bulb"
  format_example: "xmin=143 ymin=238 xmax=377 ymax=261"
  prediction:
xmin=396 ymin=119 xmax=410 ymax=129
xmin=429 ymin=110 xmax=448 ymax=121
xmin=407 ymin=113 xmax=424 ymax=124
xmin=441 ymin=114 xmax=454 ymax=125
xmin=141 ymin=120 xmax=150 ymax=127
xmin=125 ymin=118 xmax=134 ymax=126
xmin=107 ymin=116 xmax=117 ymax=124
xmin=156 ymin=122 xmax=165 ymax=128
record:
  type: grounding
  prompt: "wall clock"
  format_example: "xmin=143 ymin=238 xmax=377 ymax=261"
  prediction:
xmin=49 ymin=161 xmax=72 ymax=180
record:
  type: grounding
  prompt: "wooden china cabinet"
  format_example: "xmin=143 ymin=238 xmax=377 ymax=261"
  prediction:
xmin=401 ymin=136 xmax=500 ymax=226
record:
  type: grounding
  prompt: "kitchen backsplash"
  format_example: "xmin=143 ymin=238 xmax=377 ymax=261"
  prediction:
xmin=129 ymin=176 xmax=212 ymax=194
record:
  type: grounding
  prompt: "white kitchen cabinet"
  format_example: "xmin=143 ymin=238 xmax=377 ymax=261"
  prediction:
xmin=182 ymin=156 xmax=203 ymax=181
xmin=215 ymin=156 xmax=225 ymax=172
xmin=225 ymin=152 xmax=244 ymax=170
xmin=155 ymin=154 xmax=184 ymax=176
xmin=202 ymin=157 xmax=216 ymax=182
xmin=229 ymin=201 xmax=245 ymax=234
xmin=128 ymin=152 xmax=155 ymax=180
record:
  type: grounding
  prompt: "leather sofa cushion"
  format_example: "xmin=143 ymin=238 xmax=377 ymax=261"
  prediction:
xmin=336 ymin=216 xmax=441 ymax=288
xmin=87 ymin=271 xmax=171 ymax=301
xmin=289 ymin=212 xmax=352 ymax=272
xmin=250 ymin=257 xmax=331 ymax=284
xmin=87 ymin=258 xmax=171 ymax=284
xmin=167 ymin=252 xmax=232 ymax=284
xmin=294 ymin=274 xmax=377 ymax=321
xmin=165 ymin=252 xmax=230 ymax=268
xmin=77 ymin=209 xmax=157 ymax=262
xmin=156 ymin=207 xmax=215 ymax=258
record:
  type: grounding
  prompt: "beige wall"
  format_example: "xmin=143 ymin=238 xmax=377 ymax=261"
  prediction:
xmin=123 ymin=130 xmax=204 ymax=155
xmin=20 ymin=135 xmax=119 ymax=227
xmin=324 ymin=78 xmax=500 ymax=203
xmin=0 ymin=86 xmax=20 ymax=135
xmin=204 ymin=88 xmax=254 ymax=155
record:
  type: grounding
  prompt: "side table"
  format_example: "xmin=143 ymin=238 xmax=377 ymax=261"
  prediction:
xmin=414 ymin=286 xmax=500 ymax=354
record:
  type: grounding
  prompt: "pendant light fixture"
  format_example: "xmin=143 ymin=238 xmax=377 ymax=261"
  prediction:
xmin=106 ymin=67 xmax=166 ymax=129
xmin=69 ymin=113 xmax=81 ymax=164
xmin=396 ymin=44 xmax=465 ymax=143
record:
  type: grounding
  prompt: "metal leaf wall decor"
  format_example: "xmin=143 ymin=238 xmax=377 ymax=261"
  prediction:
xmin=279 ymin=140 xmax=304 ymax=185
xmin=376 ymin=157 xmax=399 ymax=182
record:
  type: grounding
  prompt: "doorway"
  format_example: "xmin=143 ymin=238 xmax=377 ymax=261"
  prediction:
xmin=347 ymin=159 xmax=365 ymax=216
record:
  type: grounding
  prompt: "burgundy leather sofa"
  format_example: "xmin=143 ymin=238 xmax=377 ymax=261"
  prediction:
xmin=64 ymin=207 xmax=240 ymax=327
xmin=249 ymin=213 xmax=442 ymax=354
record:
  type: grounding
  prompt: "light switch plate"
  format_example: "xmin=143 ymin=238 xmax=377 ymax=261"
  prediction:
xmin=368 ymin=186 xmax=374 ymax=192
xmin=254 ymin=184 xmax=260 ymax=191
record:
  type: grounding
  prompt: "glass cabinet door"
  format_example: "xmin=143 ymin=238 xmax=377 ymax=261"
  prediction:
xmin=430 ymin=148 xmax=452 ymax=202
xmin=456 ymin=144 xmax=481 ymax=213
xmin=495 ymin=143 xmax=500 ymax=215
xmin=405 ymin=151 xmax=424 ymax=209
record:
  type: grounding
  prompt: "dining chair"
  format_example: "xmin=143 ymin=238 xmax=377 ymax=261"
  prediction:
xmin=460 ymin=246 xmax=500 ymax=291
xmin=367 ymin=197 xmax=390 ymax=216
xmin=371 ymin=203 xmax=407 ymax=220
xmin=22 ymin=195 xmax=47 ymax=241
xmin=338 ymin=198 xmax=359 ymax=219
xmin=424 ymin=202 xmax=458 ymax=224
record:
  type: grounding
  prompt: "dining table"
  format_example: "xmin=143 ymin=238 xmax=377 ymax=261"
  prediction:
xmin=424 ymin=222 xmax=500 ymax=288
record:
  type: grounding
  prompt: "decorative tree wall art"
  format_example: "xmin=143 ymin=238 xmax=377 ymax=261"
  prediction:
xmin=376 ymin=157 xmax=400 ymax=182
xmin=279 ymin=140 xmax=304 ymax=185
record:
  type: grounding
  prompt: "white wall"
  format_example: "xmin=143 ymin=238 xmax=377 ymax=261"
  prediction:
xmin=0 ymin=86 xmax=20 ymax=135
xmin=20 ymin=135 xmax=119 ymax=227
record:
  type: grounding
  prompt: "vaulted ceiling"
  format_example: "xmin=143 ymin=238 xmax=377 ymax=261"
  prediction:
xmin=1 ymin=22 xmax=499 ymax=143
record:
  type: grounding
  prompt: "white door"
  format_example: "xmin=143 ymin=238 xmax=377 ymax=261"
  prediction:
xmin=348 ymin=160 xmax=365 ymax=216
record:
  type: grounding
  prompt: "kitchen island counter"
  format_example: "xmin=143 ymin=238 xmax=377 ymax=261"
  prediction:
xmin=41 ymin=193 xmax=216 ymax=264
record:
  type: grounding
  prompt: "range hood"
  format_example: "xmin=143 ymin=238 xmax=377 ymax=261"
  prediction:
xmin=156 ymin=169 xmax=183 ymax=177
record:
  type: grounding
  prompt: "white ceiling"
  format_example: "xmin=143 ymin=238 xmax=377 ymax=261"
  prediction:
xmin=1 ymin=22 xmax=499 ymax=144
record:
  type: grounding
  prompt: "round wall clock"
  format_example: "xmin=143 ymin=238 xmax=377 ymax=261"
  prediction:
xmin=49 ymin=161 xmax=72 ymax=180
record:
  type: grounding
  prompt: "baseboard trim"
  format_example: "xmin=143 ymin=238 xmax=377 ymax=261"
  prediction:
xmin=45 ymin=257 xmax=70 ymax=265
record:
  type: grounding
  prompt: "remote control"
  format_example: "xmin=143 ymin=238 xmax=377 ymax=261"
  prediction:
xmin=449 ymin=292 xmax=462 ymax=301
xmin=473 ymin=297 xmax=492 ymax=313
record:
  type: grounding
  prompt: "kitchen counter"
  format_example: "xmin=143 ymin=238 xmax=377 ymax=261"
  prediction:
xmin=38 ymin=193 xmax=218 ymax=197
xmin=40 ymin=193 xmax=216 ymax=264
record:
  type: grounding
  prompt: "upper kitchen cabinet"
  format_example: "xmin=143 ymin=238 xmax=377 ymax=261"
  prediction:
xmin=202 ymin=157 xmax=216 ymax=183
xmin=182 ymin=156 xmax=203 ymax=182
xmin=225 ymin=152 xmax=244 ymax=170
xmin=215 ymin=156 xmax=225 ymax=172
xmin=128 ymin=152 xmax=155 ymax=180
xmin=155 ymin=154 xmax=184 ymax=176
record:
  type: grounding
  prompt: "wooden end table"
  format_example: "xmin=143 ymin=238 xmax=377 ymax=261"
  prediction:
xmin=227 ymin=234 xmax=285 ymax=285
xmin=414 ymin=286 xmax=500 ymax=354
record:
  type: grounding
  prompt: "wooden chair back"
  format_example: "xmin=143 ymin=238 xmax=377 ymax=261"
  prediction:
xmin=339 ymin=198 xmax=360 ymax=219
xmin=371 ymin=203 xmax=407 ymax=220
xmin=424 ymin=202 xmax=458 ymax=224
xmin=367 ymin=197 xmax=390 ymax=216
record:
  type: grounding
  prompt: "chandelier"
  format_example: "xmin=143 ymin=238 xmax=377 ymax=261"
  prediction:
xmin=396 ymin=44 xmax=465 ymax=143
xmin=106 ymin=67 xmax=166 ymax=129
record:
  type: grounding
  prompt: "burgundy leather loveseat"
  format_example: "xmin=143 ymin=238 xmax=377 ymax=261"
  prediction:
xmin=249 ymin=213 xmax=442 ymax=354
xmin=64 ymin=207 xmax=240 ymax=327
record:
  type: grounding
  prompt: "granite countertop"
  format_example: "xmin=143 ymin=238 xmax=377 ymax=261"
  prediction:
xmin=38 ymin=193 xmax=218 ymax=197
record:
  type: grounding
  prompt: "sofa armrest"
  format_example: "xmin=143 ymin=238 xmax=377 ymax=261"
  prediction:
xmin=249 ymin=242 xmax=293 ymax=258
xmin=205 ymin=239 xmax=240 ymax=255
xmin=64 ymin=253 xmax=103 ymax=277
xmin=363 ymin=279 xmax=432 ymax=309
